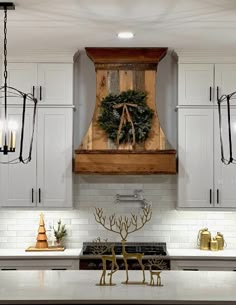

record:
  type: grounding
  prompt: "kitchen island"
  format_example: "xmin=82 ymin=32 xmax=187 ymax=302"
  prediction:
xmin=1 ymin=270 xmax=236 ymax=304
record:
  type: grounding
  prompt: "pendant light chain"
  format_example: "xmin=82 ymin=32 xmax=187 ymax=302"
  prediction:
xmin=3 ymin=7 xmax=7 ymax=147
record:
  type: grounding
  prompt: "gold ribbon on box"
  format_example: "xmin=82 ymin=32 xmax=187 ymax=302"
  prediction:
xmin=113 ymin=103 xmax=137 ymax=148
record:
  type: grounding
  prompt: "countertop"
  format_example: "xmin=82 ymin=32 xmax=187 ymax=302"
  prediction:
xmin=0 ymin=248 xmax=235 ymax=260
xmin=168 ymin=248 xmax=236 ymax=260
xmin=0 ymin=248 xmax=82 ymax=259
xmin=0 ymin=270 xmax=236 ymax=304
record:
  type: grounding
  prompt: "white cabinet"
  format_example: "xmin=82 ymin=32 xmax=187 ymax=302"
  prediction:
xmin=6 ymin=63 xmax=73 ymax=105
xmin=178 ymin=107 xmax=236 ymax=208
xmin=0 ymin=107 xmax=73 ymax=208
xmin=178 ymin=109 xmax=214 ymax=208
xmin=171 ymin=259 xmax=236 ymax=271
xmin=179 ymin=63 xmax=236 ymax=105
xmin=178 ymin=62 xmax=236 ymax=209
xmin=0 ymin=60 xmax=73 ymax=208
xmin=36 ymin=108 xmax=73 ymax=208
xmin=178 ymin=64 xmax=214 ymax=106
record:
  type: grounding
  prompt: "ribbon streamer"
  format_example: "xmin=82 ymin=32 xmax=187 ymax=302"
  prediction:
xmin=113 ymin=103 xmax=138 ymax=148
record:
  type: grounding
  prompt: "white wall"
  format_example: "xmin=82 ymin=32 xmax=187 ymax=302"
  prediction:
xmin=0 ymin=175 xmax=236 ymax=250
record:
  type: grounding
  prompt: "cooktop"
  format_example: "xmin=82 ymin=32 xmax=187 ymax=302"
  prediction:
xmin=81 ymin=242 xmax=167 ymax=256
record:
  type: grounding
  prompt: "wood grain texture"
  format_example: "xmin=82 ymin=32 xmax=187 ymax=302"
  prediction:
xmin=133 ymin=70 xmax=145 ymax=91
xmin=74 ymin=150 xmax=176 ymax=174
xmin=144 ymin=70 xmax=162 ymax=150
xmin=91 ymin=70 xmax=108 ymax=149
xmin=107 ymin=70 xmax=119 ymax=94
xmin=85 ymin=47 xmax=168 ymax=64
xmin=119 ymin=70 xmax=133 ymax=91
xmin=94 ymin=63 xmax=157 ymax=71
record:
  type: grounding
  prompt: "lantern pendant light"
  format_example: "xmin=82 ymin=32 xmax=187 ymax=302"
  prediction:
xmin=0 ymin=2 xmax=37 ymax=164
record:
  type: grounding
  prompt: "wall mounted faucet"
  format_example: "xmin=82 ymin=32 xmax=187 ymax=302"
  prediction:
xmin=115 ymin=189 xmax=149 ymax=208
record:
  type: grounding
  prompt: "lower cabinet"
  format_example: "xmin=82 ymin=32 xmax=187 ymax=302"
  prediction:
xmin=171 ymin=260 xmax=236 ymax=271
xmin=0 ymin=259 xmax=79 ymax=270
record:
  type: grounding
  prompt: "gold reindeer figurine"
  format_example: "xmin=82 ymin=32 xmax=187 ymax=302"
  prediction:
xmin=146 ymin=258 xmax=165 ymax=287
xmin=121 ymin=239 xmax=146 ymax=284
xmin=94 ymin=205 xmax=152 ymax=285
xmin=98 ymin=244 xmax=119 ymax=286
xmin=149 ymin=270 xmax=162 ymax=286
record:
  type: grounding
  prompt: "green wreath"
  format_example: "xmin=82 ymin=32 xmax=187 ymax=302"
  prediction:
xmin=98 ymin=90 xmax=154 ymax=146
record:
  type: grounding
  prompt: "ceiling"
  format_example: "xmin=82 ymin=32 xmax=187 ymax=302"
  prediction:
xmin=2 ymin=0 xmax=236 ymax=57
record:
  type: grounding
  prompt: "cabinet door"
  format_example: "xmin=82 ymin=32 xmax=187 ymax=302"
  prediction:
xmin=171 ymin=260 xmax=236 ymax=271
xmin=178 ymin=64 xmax=214 ymax=106
xmin=37 ymin=108 xmax=72 ymax=208
xmin=215 ymin=64 xmax=236 ymax=100
xmin=6 ymin=63 xmax=37 ymax=104
xmin=178 ymin=109 xmax=214 ymax=208
xmin=0 ymin=107 xmax=37 ymax=207
xmin=214 ymin=108 xmax=236 ymax=208
xmin=37 ymin=64 xmax=73 ymax=105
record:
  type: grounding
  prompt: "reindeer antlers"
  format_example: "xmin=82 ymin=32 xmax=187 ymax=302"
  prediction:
xmin=94 ymin=205 xmax=152 ymax=240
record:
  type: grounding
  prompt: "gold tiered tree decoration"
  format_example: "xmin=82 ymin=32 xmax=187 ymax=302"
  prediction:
xmin=94 ymin=205 xmax=152 ymax=285
xmin=35 ymin=213 xmax=48 ymax=249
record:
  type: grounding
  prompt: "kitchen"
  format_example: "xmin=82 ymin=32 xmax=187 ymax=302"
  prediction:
xmin=1 ymin=0 xmax=236 ymax=304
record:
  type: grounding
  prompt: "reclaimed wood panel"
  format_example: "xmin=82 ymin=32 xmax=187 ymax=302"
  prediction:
xmin=74 ymin=150 xmax=176 ymax=174
xmin=107 ymin=70 xmax=119 ymax=94
xmin=119 ymin=70 xmax=133 ymax=91
xmin=133 ymin=70 xmax=145 ymax=91
xmin=144 ymin=70 xmax=161 ymax=150
xmin=92 ymin=70 xmax=108 ymax=149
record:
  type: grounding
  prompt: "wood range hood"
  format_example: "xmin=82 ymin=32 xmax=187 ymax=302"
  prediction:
xmin=74 ymin=47 xmax=176 ymax=175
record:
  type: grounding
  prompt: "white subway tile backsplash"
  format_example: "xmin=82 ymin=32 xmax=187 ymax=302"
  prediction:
xmin=0 ymin=175 xmax=236 ymax=249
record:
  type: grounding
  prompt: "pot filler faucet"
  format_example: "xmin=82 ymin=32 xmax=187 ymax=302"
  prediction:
xmin=115 ymin=189 xmax=149 ymax=208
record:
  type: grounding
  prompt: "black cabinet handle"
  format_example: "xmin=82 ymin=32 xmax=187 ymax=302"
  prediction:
xmin=210 ymin=189 xmax=212 ymax=204
xmin=217 ymin=189 xmax=219 ymax=204
xmin=209 ymin=86 xmax=212 ymax=101
xmin=31 ymin=188 xmax=34 ymax=203
xmin=217 ymin=86 xmax=219 ymax=101
xmin=32 ymin=86 xmax=35 ymax=98
xmin=39 ymin=86 xmax=42 ymax=101
xmin=39 ymin=188 xmax=41 ymax=203
xmin=1 ymin=268 xmax=17 ymax=271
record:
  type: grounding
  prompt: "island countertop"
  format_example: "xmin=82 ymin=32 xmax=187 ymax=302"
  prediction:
xmin=1 ymin=270 xmax=236 ymax=304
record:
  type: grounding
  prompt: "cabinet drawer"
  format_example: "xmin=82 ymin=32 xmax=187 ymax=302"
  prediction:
xmin=0 ymin=259 xmax=79 ymax=270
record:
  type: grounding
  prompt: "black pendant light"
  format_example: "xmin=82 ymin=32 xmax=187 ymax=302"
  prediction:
xmin=0 ymin=2 xmax=37 ymax=164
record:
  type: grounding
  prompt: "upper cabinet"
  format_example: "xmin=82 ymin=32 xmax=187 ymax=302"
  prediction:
xmin=178 ymin=63 xmax=236 ymax=106
xmin=0 ymin=61 xmax=73 ymax=208
xmin=178 ymin=58 xmax=236 ymax=209
xmin=0 ymin=107 xmax=73 ymax=208
xmin=178 ymin=64 xmax=214 ymax=106
xmin=6 ymin=63 xmax=73 ymax=105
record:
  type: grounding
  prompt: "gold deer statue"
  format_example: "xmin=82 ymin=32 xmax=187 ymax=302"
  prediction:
xmin=149 ymin=270 xmax=162 ymax=286
xmin=146 ymin=257 xmax=166 ymax=287
xmin=98 ymin=244 xmax=119 ymax=286
xmin=94 ymin=205 xmax=152 ymax=284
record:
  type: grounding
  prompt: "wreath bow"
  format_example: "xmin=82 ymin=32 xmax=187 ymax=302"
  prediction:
xmin=113 ymin=103 xmax=137 ymax=148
